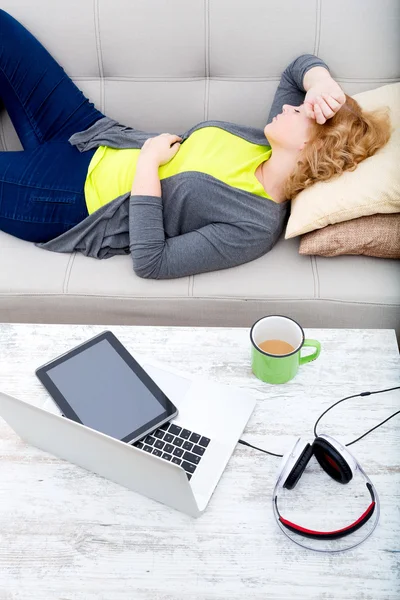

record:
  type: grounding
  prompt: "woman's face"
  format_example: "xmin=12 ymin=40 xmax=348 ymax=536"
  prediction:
xmin=264 ymin=103 xmax=315 ymax=151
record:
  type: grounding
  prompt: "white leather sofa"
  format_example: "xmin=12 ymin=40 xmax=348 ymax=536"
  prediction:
xmin=1 ymin=0 xmax=399 ymax=338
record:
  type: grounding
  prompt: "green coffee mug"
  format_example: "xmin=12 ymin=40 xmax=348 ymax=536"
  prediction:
xmin=250 ymin=315 xmax=321 ymax=384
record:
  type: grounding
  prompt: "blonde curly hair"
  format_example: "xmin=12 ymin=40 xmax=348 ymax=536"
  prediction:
xmin=283 ymin=94 xmax=393 ymax=200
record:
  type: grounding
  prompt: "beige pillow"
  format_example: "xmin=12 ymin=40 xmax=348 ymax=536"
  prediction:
xmin=299 ymin=213 xmax=400 ymax=258
xmin=285 ymin=83 xmax=400 ymax=239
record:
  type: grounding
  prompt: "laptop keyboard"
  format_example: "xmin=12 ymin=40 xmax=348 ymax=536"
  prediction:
xmin=133 ymin=422 xmax=210 ymax=481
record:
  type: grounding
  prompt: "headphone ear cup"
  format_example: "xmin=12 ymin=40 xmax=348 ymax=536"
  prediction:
xmin=283 ymin=443 xmax=314 ymax=490
xmin=313 ymin=437 xmax=353 ymax=484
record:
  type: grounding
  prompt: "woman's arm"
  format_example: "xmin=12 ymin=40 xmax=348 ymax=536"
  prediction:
xmin=303 ymin=67 xmax=346 ymax=123
xmin=303 ymin=65 xmax=332 ymax=91
xmin=131 ymin=156 xmax=161 ymax=197
xmin=128 ymin=202 xmax=277 ymax=279
xmin=128 ymin=163 xmax=280 ymax=279
xmin=266 ymin=54 xmax=331 ymax=124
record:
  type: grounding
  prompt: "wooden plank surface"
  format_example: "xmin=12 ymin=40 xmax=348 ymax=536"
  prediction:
xmin=0 ymin=323 xmax=399 ymax=600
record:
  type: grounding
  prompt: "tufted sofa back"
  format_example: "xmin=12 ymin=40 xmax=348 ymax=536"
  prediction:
xmin=1 ymin=0 xmax=399 ymax=151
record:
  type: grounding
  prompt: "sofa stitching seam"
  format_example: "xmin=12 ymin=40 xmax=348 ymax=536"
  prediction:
xmin=314 ymin=256 xmax=321 ymax=298
xmin=94 ymin=0 xmax=105 ymax=113
xmin=310 ymin=256 xmax=316 ymax=298
xmin=63 ymin=252 xmax=76 ymax=294
xmin=0 ymin=292 xmax=400 ymax=308
xmin=2 ymin=294 xmax=398 ymax=307
xmin=310 ymin=255 xmax=319 ymax=299
xmin=205 ymin=0 xmax=210 ymax=121
xmin=314 ymin=0 xmax=322 ymax=56
xmin=69 ymin=75 xmax=398 ymax=83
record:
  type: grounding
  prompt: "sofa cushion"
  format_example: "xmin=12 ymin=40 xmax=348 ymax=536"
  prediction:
xmin=1 ymin=231 xmax=399 ymax=337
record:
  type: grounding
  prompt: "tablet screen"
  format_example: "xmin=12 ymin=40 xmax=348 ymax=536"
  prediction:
xmin=36 ymin=332 xmax=178 ymax=443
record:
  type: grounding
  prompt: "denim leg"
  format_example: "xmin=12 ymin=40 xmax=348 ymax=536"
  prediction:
xmin=0 ymin=142 xmax=96 ymax=243
xmin=0 ymin=8 xmax=104 ymax=150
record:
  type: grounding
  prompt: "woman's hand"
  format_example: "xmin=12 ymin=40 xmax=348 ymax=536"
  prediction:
xmin=304 ymin=80 xmax=346 ymax=124
xmin=139 ymin=133 xmax=182 ymax=166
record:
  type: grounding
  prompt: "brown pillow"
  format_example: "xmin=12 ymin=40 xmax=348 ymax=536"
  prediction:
xmin=299 ymin=213 xmax=400 ymax=258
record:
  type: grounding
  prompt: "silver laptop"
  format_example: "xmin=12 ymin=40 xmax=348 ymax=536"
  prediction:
xmin=0 ymin=359 xmax=256 ymax=517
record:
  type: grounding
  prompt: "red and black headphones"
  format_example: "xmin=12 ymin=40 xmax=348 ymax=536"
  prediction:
xmin=272 ymin=434 xmax=378 ymax=550
xmin=238 ymin=385 xmax=400 ymax=551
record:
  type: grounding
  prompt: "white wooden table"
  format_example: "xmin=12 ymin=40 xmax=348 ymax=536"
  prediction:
xmin=0 ymin=323 xmax=399 ymax=600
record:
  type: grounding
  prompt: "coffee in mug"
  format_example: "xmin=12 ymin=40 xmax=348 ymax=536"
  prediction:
xmin=258 ymin=339 xmax=295 ymax=355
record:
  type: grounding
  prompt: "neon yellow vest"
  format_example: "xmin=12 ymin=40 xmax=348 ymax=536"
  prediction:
xmin=84 ymin=126 xmax=273 ymax=215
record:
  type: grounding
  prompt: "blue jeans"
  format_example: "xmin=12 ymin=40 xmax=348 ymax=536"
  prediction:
xmin=0 ymin=9 xmax=105 ymax=243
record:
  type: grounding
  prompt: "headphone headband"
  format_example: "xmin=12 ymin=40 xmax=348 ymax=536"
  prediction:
xmin=272 ymin=436 xmax=380 ymax=552
xmin=274 ymin=482 xmax=376 ymax=540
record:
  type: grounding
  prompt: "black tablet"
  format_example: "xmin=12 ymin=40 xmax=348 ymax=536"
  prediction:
xmin=35 ymin=330 xmax=178 ymax=444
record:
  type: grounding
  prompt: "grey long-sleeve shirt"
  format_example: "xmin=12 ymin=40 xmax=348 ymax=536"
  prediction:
xmin=36 ymin=54 xmax=330 ymax=279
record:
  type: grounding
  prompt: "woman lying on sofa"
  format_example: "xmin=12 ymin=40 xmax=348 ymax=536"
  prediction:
xmin=0 ymin=9 xmax=391 ymax=279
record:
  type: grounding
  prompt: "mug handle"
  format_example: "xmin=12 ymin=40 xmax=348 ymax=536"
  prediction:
xmin=299 ymin=339 xmax=321 ymax=365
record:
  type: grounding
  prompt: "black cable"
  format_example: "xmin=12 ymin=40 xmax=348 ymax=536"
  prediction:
xmin=346 ymin=410 xmax=400 ymax=447
xmin=313 ymin=386 xmax=400 ymax=447
xmin=240 ymin=385 xmax=400 ymax=458
xmin=238 ymin=438 xmax=283 ymax=457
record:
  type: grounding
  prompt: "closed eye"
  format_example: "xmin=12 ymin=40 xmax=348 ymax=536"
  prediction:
xmin=294 ymin=109 xmax=300 ymax=113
